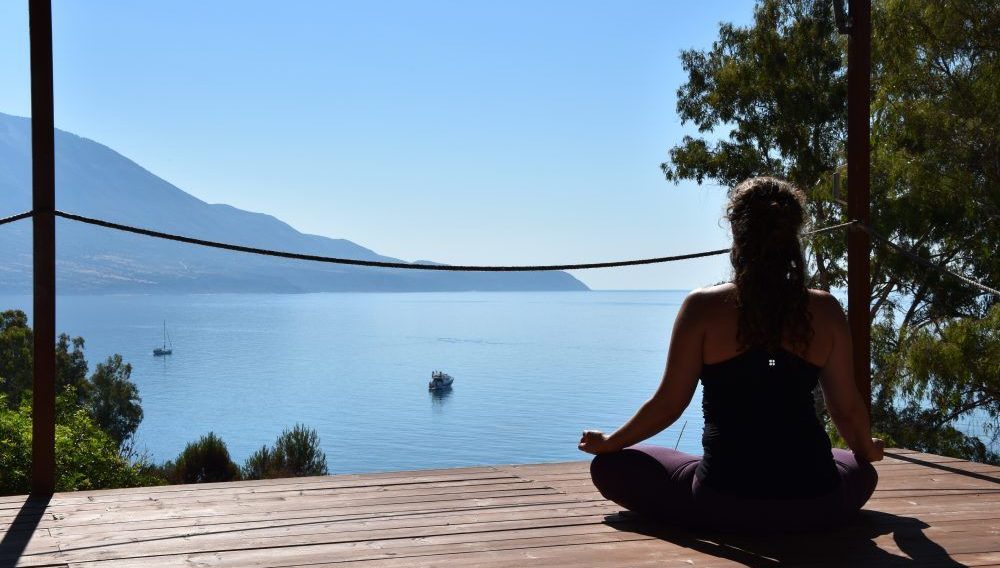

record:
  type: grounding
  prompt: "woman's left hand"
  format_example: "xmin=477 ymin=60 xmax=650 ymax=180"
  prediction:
xmin=578 ymin=430 xmax=618 ymax=455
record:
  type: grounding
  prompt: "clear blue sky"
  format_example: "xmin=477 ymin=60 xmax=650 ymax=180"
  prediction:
xmin=1 ymin=1 xmax=755 ymax=290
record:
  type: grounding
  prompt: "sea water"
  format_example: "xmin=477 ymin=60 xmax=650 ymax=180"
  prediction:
xmin=0 ymin=291 xmax=701 ymax=473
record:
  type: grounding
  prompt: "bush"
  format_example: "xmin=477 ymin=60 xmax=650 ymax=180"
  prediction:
xmin=165 ymin=432 xmax=241 ymax=484
xmin=0 ymin=392 xmax=160 ymax=496
xmin=0 ymin=310 xmax=33 ymax=407
xmin=243 ymin=424 xmax=328 ymax=480
xmin=242 ymin=444 xmax=277 ymax=480
xmin=1 ymin=309 xmax=144 ymax=458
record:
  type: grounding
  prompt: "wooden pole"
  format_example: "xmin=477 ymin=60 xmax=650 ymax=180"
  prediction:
xmin=847 ymin=0 xmax=872 ymax=411
xmin=29 ymin=0 xmax=56 ymax=495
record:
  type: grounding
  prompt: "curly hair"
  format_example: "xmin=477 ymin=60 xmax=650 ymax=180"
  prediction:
xmin=727 ymin=176 xmax=812 ymax=353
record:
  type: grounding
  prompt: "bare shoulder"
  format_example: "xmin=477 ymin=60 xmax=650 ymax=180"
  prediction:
xmin=807 ymin=289 xmax=847 ymax=325
xmin=683 ymin=283 xmax=737 ymax=314
xmin=688 ymin=282 xmax=735 ymax=301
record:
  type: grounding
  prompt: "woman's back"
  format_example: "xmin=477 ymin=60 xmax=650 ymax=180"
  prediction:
xmin=698 ymin=283 xmax=835 ymax=368
xmin=694 ymin=284 xmax=841 ymax=498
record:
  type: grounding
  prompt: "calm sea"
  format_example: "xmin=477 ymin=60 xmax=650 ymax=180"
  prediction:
xmin=0 ymin=291 xmax=705 ymax=473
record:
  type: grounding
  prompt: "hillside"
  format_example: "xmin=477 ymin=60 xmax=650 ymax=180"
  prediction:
xmin=0 ymin=113 xmax=587 ymax=293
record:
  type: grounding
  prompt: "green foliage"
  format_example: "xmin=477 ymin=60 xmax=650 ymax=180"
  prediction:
xmin=663 ymin=0 xmax=999 ymax=462
xmin=56 ymin=334 xmax=91 ymax=407
xmin=165 ymin=432 xmax=242 ymax=484
xmin=0 ymin=394 xmax=31 ymax=493
xmin=0 ymin=309 xmax=165 ymax=493
xmin=89 ymin=355 xmax=143 ymax=448
xmin=0 ymin=392 xmax=159 ymax=496
xmin=0 ymin=309 xmax=144 ymax=454
xmin=0 ymin=310 xmax=33 ymax=407
xmin=869 ymin=304 xmax=1000 ymax=463
xmin=664 ymin=0 xmax=846 ymax=188
xmin=1 ymin=311 xmax=92 ymax=410
xmin=242 ymin=444 xmax=277 ymax=480
xmin=243 ymin=424 xmax=328 ymax=480
xmin=662 ymin=0 xmax=849 ymax=289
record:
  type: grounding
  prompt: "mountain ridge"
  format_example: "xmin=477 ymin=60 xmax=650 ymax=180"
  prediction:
xmin=0 ymin=112 xmax=587 ymax=293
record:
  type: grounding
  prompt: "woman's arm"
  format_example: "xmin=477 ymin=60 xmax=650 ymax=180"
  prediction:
xmin=579 ymin=291 xmax=705 ymax=454
xmin=817 ymin=293 xmax=883 ymax=462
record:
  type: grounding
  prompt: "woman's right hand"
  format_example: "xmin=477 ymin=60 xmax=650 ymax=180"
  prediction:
xmin=860 ymin=438 xmax=885 ymax=462
xmin=578 ymin=430 xmax=619 ymax=455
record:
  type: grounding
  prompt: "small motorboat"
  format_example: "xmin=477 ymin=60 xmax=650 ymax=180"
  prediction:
xmin=428 ymin=370 xmax=454 ymax=390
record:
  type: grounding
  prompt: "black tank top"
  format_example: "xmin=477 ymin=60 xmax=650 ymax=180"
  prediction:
xmin=694 ymin=347 xmax=840 ymax=498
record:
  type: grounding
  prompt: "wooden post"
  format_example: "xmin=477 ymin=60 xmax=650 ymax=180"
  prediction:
xmin=29 ymin=0 xmax=56 ymax=495
xmin=847 ymin=0 xmax=872 ymax=410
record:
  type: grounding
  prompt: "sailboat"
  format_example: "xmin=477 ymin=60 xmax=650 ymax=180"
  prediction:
xmin=153 ymin=321 xmax=173 ymax=356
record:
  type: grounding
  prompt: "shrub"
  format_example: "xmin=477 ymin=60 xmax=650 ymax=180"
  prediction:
xmin=243 ymin=424 xmax=328 ymax=480
xmin=165 ymin=432 xmax=241 ymax=484
xmin=0 ymin=392 xmax=160 ymax=495
xmin=242 ymin=444 xmax=277 ymax=480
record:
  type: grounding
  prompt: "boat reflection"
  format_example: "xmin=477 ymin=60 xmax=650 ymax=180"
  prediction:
xmin=429 ymin=385 xmax=453 ymax=405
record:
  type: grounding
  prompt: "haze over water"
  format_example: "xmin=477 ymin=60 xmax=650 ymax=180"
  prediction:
xmin=1 ymin=291 xmax=703 ymax=473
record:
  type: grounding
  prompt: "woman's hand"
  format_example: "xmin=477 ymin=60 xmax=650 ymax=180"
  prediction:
xmin=867 ymin=438 xmax=885 ymax=462
xmin=578 ymin=430 xmax=620 ymax=455
xmin=856 ymin=438 xmax=885 ymax=462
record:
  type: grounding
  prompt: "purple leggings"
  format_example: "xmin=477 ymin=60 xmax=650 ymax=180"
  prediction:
xmin=590 ymin=445 xmax=878 ymax=533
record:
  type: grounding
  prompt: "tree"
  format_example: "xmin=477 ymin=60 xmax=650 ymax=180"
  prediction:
xmin=56 ymin=334 xmax=91 ymax=407
xmin=662 ymin=0 xmax=999 ymax=462
xmin=243 ymin=424 xmax=328 ymax=480
xmin=89 ymin=355 xmax=143 ymax=449
xmin=165 ymin=432 xmax=241 ymax=484
xmin=0 ymin=392 xmax=160 ymax=495
xmin=1 ymin=311 xmax=91 ymax=408
xmin=0 ymin=309 xmax=145 ymax=453
xmin=0 ymin=310 xmax=33 ymax=406
xmin=662 ymin=0 xmax=848 ymax=290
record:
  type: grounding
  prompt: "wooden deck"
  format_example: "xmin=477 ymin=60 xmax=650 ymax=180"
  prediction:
xmin=1 ymin=448 xmax=998 ymax=567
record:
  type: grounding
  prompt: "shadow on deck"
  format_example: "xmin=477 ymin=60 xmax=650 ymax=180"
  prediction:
xmin=1 ymin=448 xmax=998 ymax=567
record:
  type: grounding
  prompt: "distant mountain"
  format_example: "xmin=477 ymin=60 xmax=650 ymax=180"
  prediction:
xmin=0 ymin=112 xmax=587 ymax=293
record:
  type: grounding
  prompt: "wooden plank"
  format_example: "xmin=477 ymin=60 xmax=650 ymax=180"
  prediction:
xmin=7 ymin=492 xmax=604 ymax=533
xmin=1 ymin=478 xmax=550 ymax=515
xmin=53 ymin=518 xmax=1000 ymax=568
xmin=0 ymin=530 xmax=60 ymax=562
xmin=45 ymin=514 xmax=617 ymax=564
xmin=46 ymin=500 xmax=613 ymax=539
xmin=0 ymin=467 xmax=510 ymax=506
xmin=47 ymin=510 xmax=1000 ymax=563
xmin=49 ymin=502 xmax=614 ymax=545
xmin=21 ymin=521 xmax=651 ymax=566
xmin=0 ymin=478 xmax=538 ymax=518
xmin=38 ymin=487 xmax=563 ymax=527
xmin=58 ymin=532 xmax=652 ymax=568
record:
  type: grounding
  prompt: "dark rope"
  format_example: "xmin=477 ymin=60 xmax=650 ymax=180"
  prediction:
xmin=0 ymin=209 xmax=857 ymax=272
xmin=6 ymin=209 xmax=993 ymax=292
xmin=0 ymin=211 xmax=34 ymax=226
xmin=860 ymin=224 xmax=1000 ymax=297
xmin=49 ymin=211 xmax=857 ymax=272
xmin=3 ymin=208 xmax=992 ymax=293
xmin=52 ymin=210 xmax=731 ymax=271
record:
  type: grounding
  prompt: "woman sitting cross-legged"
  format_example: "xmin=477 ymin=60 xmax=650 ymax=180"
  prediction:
xmin=579 ymin=176 xmax=881 ymax=533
